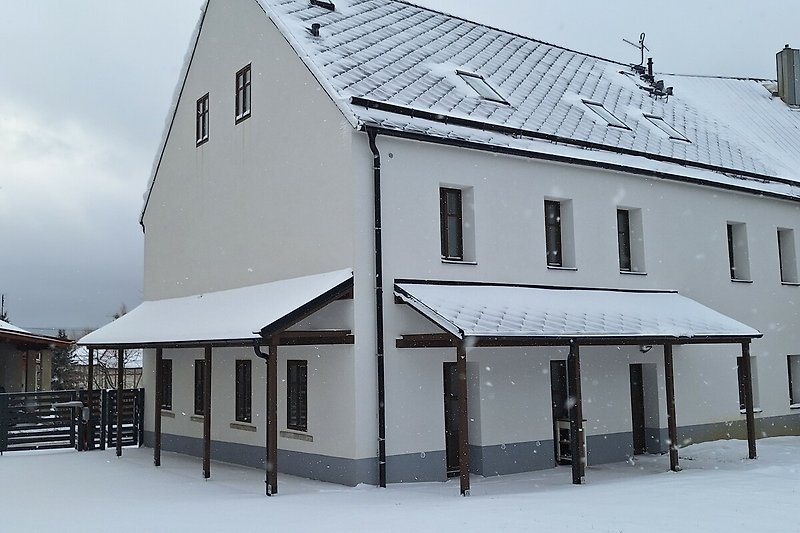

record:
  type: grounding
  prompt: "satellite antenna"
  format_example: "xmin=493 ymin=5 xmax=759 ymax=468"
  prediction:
xmin=623 ymin=32 xmax=649 ymax=66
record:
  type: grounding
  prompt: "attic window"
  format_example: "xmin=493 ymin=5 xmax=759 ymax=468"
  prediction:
xmin=583 ymin=100 xmax=630 ymax=129
xmin=643 ymin=114 xmax=691 ymax=142
xmin=457 ymin=70 xmax=508 ymax=104
xmin=310 ymin=0 xmax=335 ymax=10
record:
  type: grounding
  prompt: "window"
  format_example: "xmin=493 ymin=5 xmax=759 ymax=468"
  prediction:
xmin=583 ymin=100 xmax=630 ymax=129
xmin=196 ymin=93 xmax=209 ymax=145
xmin=235 ymin=359 xmax=252 ymax=423
xmin=160 ymin=359 xmax=173 ymax=410
xmin=440 ymin=187 xmax=463 ymax=260
xmin=736 ymin=356 xmax=760 ymax=411
xmin=727 ymin=222 xmax=751 ymax=281
xmin=456 ymin=70 xmax=508 ymax=104
xmin=545 ymin=199 xmax=575 ymax=268
xmin=235 ymin=64 xmax=251 ymax=123
xmin=788 ymin=355 xmax=800 ymax=407
xmin=778 ymin=228 xmax=798 ymax=283
xmin=194 ymin=359 xmax=206 ymax=416
xmin=617 ymin=209 xmax=632 ymax=272
xmin=643 ymin=114 xmax=691 ymax=142
xmin=287 ymin=360 xmax=307 ymax=431
xmin=617 ymin=207 xmax=645 ymax=273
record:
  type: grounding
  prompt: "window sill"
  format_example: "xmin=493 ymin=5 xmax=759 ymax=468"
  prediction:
xmin=789 ymin=404 xmax=800 ymax=410
xmin=196 ymin=137 xmax=209 ymax=147
xmin=230 ymin=422 xmax=256 ymax=432
xmin=739 ymin=408 xmax=763 ymax=414
xmin=620 ymin=270 xmax=647 ymax=276
xmin=547 ymin=265 xmax=577 ymax=271
xmin=781 ymin=282 xmax=800 ymax=287
xmin=280 ymin=430 xmax=313 ymax=442
xmin=160 ymin=410 xmax=176 ymax=418
xmin=441 ymin=259 xmax=477 ymax=265
xmin=235 ymin=112 xmax=251 ymax=124
xmin=730 ymin=278 xmax=754 ymax=284
xmin=190 ymin=415 xmax=205 ymax=423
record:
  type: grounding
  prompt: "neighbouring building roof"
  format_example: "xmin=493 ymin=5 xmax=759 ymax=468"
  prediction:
xmin=256 ymin=0 xmax=800 ymax=196
xmin=78 ymin=269 xmax=353 ymax=348
xmin=394 ymin=280 xmax=761 ymax=341
xmin=0 ymin=319 xmax=73 ymax=348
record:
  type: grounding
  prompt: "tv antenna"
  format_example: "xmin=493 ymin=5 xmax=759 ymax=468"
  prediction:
xmin=623 ymin=32 xmax=649 ymax=66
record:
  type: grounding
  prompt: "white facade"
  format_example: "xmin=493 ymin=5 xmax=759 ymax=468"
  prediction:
xmin=135 ymin=0 xmax=800 ymax=485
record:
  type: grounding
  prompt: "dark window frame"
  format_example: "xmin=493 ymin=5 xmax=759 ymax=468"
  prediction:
xmin=789 ymin=355 xmax=800 ymax=405
xmin=235 ymin=359 xmax=252 ymax=423
xmin=617 ymin=209 xmax=632 ymax=272
xmin=545 ymin=200 xmax=563 ymax=267
xmin=160 ymin=359 xmax=173 ymax=411
xmin=194 ymin=359 xmax=206 ymax=416
xmin=235 ymin=64 xmax=252 ymax=123
xmin=196 ymin=93 xmax=209 ymax=145
xmin=456 ymin=70 xmax=509 ymax=105
xmin=727 ymin=223 xmax=736 ymax=280
xmin=287 ymin=360 xmax=308 ymax=432
xmin=440 ymin=187 xmax=464 ymax=261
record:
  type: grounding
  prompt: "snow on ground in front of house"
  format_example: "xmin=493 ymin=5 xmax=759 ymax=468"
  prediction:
xmin=2 ymin=437 xmax=798 ymax=532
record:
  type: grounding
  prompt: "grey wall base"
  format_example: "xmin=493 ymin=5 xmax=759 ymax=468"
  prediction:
xmin=144 ymin=414 xmax=800 ymax=486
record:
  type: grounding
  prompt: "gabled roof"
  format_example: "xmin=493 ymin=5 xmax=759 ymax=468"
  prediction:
xmin=0 ymin=320 xmax=72 ymax=349
xmin=258 ymin=0 xmax=800 ymax=196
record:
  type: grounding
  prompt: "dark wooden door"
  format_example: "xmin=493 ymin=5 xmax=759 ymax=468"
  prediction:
xmin=443 ymin=362 xmax=460 ymax=477
xmin=630 ymin=364 xmax=646 ymax=455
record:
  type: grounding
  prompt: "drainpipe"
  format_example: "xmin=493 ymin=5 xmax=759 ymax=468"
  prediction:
xmin=368 ymin=128 xmax=387 ymax=488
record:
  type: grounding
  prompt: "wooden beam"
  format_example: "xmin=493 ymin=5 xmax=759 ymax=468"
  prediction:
xmin=456 ymin=340 xmax=470 ymax=496
xmin=203 ymin=345 xmax=212 ymax=479
xmin=116 ymin=348 xmax=124 ymax=457
xmin=663 ymin=344 xmax=679 ymax=471
xmin=154 ymin=348 xmax=163 ymax=467
xmin=567 ymin=341 xmax=584 ymax=484
xmin=740 ymin=341 xmax=757 ymax=460
xmin=267 ymin=338 xmax=279 ymax=495
xmin=86 ymin=347 xmax=94 ymax=450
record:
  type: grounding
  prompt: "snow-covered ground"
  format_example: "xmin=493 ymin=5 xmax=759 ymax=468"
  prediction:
xmin=2 ymin=437 xmax=797 ymax=532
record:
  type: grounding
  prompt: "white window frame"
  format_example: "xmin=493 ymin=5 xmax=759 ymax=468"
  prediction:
xmin=643 ymin=114 xmax=691 ymax=142
xmin=583 ymin=100 xmax=630 ymax=129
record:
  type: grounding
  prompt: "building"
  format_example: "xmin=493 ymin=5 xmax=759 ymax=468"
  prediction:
xmin=1 ymin=319 xmax=71 ymax=393
xmin=72 ymin=346 xmax=143 ymax=390
xmin=79 ymin=0 xmax=800 ymax=494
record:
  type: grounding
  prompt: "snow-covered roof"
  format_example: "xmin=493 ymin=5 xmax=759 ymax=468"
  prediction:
xmin=78 ymin=269 xmax=353 ymax=347
xmin=257 ymin=0 xmax=800 ymax=196
xmin=394 ymin=281 xmax=761 ymax=341
xmin=0 ymin=319 xmax=30 ymax=335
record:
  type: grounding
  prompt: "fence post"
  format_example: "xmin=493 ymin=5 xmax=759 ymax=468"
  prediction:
xmin=69 ymin=390 xmax=77 ymax=451
xmin=0 ymin=394 xmax=8 ymax=454
xmin=136 ymin=388 xmax=145 ymax=447
xmin=101 ymin=389 xmax=108 ymax=450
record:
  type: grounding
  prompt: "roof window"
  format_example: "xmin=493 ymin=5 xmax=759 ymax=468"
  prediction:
xmin=310 ymin=0 xmax=335 ymax=10
xmin=643 ymin=114 xmax=691 ymax=142
xmin=582 ymin=100 xmax=630 ymax=130
xmin=457 ymin=70 xmax=508 ymax=104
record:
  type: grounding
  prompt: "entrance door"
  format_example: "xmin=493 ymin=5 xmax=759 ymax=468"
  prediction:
xmin=629 ymin=364 xmax=646 ymax=455
xmin=443 ymin=362 xmax=460 ymax=477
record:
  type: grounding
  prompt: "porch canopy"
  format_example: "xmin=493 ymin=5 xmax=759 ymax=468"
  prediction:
xmin=393 ymin=280 xmax=762 ymax=495
xmin=1 ymin=320 xmax=72 ymax=350
xmin=77 ymin=268 xmax=354 ymax=495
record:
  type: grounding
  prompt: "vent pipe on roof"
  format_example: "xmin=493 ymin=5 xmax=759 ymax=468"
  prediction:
xmin=309 ymin=23 xmax=321 ymax=37
xmin=776 ymin=44 xmax=800 ymax=107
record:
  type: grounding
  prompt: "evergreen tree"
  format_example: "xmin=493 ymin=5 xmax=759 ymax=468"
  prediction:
xmin=50 ymin=329 xmax=78 ymax=390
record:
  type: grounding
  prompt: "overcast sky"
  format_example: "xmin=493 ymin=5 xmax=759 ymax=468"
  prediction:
xmin=0 ymin=0 xmax=796 ymax=334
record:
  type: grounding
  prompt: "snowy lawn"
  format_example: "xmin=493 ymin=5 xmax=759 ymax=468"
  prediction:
xmin=2 ymin=437 xmax=798 ymax=532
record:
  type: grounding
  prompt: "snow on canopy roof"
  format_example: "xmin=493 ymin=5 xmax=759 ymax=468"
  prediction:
xmin=78 ymin=269 xmax=352 ymax=347
xmin=0 ymin=319 xmax=30 ymax=335
xmin=256 ymin=0 xmax=800 ymax=194
xmin=394 ymin=281 xmax=761 ymax=341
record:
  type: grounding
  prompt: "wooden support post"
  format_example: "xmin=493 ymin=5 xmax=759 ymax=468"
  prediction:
xmin=663 ymin=344 xmax=680 ymax=471
xmin=567 ymin=341 xmax=584 ymax=484
xmin=456 ymin=340 xmax=470 ymax=496
xmin=86 ymin=347 xmax=94 ymax=450
xmin=266 ymin=338 xmax=279 ymax=496
xmin=116 ymin=348 xmax=124 ymax=457
xmin=154 ymin=348 xmax=163 ymax=467
xmin=740 ymin=341 xmax=757 ymax=460
xmin=203 ymin=345 xmax=212 ymax=479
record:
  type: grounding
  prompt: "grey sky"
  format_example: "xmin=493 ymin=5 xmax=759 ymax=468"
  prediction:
xmin=0 ymin=0 xmax=796 ymax=334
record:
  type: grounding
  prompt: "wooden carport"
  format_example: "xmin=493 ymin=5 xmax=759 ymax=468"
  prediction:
xmin=393 ymin=280 xmax=763 ymax=496
xmin=78 ymin=269 xmax=354 ymax=496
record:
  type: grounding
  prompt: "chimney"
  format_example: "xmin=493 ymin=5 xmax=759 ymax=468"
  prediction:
xmin=776 ymin=44 xmax=800 ymax=106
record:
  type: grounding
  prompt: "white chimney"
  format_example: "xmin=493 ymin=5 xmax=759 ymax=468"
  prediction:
xmin=776 ymin=45 xmax=800 ymax=107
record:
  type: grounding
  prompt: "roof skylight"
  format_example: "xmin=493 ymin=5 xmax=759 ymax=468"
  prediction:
xmin=457 ymin=70 xmax=508 ymax=104
xmin=644 ymin=114 xmax=691 ymax=142
xmin=582 ymin=100 xmax=630 ymax=129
